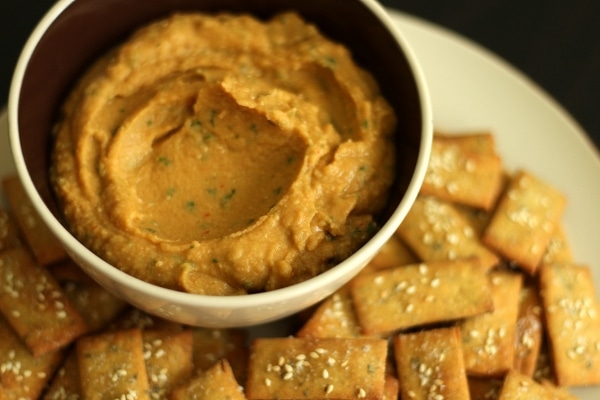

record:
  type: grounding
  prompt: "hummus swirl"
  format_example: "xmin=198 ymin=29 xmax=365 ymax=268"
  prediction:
xmin=50 ymin=12 xmax=397 ymax=295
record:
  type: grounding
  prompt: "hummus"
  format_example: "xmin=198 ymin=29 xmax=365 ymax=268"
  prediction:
xmin=50 ymin=12 xmax=396 ymax=295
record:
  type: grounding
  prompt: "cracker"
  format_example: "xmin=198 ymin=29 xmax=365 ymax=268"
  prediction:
xmin=513 ymin=277 xmax=544 ymax=377
xmin=0 ymin=315 xmax=64 ymax=400
xmin=2 ymin=175 xmax=67 ymax=266
xmin=296 ymin=287 xmax=362 ymax=339
xmin=0 ymin=209 xmax=22 ymax=252
xmin=245 ymin=337 xmax=387 ymax=400
xmin=393 ymin=326 xmax=470 ymax=400
xmin=497 ymin=370 xmax=553 ymax=399
xmin=0 ymin=246 xmax=89 ymax=356
xmin=433 ymin=130 xmax=498 ymax=154
xmin=49 ymin=258 xmax=95 ymax=283
xmin=62 ymin=279 xmax=128 ymax=332
xmin=77 ymin=328 xmax=150 ymax=400
xmin=107 ymin=307 xmax=184 ymax=332
xmin=170 ymin=359 xmax=246 ymax=400
xmin=383 ymin=374 xmax=399 ymax=400
xmin=143 ymin=329 xmax=194 ymax=399
xmin=192 ymin=328 xmax=248 ymax=384
xmin=363 ymin=234 xmax=418 ymax=273
xmin=397 ymin=195 xmax=499 ymax=270
xmin=467 ymin=377 xmax=503 ymax=400
xmin=532 ymin=342 xmax=556 ymax=384
xmin=453 ymin=203 xmax=493 ymax=238
xmin=540 ymin=380 xmax=579 ymax=400
xmin=350 ymin=259 xmax=493 ymax=335
xmin=541 ymin=224 xmax=573 ymax=265
xmin=43 ymin=349 xmax=81 ymax=400
xmin=421 ymin=133 xmax=504 ymax=210
xmin=539 ymin=262 xmax=600 ymax=386
xmin=482 ymin=170 xmax=566 ymax=275
xmin=460 ymin=269 xmax=523 ymax=377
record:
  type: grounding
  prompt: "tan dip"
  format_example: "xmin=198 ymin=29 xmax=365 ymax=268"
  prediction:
xmin=50 ymin=12 xmax=396 ymax=295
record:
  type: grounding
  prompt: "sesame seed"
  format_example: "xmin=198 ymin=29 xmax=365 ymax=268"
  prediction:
xmin=357 ymin=388 xmax=366 ymax=398
xmin=322 ymin=369 xmax=329 ymax=379
xmin=265 ymin=378 xmax=271 ymax=387
xmin=325 ymin=384 xmax=334 ymax=394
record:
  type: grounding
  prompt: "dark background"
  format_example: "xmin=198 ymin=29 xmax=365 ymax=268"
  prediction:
xmin=1 ymin=0 xmax=599 ymax=150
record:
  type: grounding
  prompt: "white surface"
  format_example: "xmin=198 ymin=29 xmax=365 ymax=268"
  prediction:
xmin=2 ymin=8 xmax=600 ymax=395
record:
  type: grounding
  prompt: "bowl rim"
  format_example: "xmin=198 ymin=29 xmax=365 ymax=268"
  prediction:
xmin=7 ymin=0 xmax=433 ymax=311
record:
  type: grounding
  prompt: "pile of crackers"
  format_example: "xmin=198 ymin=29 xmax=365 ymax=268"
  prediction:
xmin=1 ymin=131 xmax=599 ymax=400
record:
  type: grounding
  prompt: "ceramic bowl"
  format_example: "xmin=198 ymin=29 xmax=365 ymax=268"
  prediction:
xmin=8 ymin=0 xmax=432 ymax=328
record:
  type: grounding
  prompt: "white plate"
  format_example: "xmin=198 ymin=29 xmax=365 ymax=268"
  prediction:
xmin=2 ymin=8 xmax=600 ymax=397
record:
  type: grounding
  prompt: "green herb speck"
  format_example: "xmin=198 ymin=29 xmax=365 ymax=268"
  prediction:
xmin=186 ymin=201 xmax=196 ymax=212
xmin=220 ymin=188 xmax=237 ymax=208
xmin=158 ymin=156 xmax=172 ymax=166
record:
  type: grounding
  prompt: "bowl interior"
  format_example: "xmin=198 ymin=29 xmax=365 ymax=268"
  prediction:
xmin=9 ymin=0 xmax=429 ymax=326
xmin=14 ymin=0 xmax=423 ymax=227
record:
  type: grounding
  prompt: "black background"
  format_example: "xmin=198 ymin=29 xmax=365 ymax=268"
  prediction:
xmin=1 ymin=0 xmax=599 ymax=150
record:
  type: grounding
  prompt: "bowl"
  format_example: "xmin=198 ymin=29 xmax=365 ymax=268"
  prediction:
xmin=8 ymin=0 xmax=432 ymax=328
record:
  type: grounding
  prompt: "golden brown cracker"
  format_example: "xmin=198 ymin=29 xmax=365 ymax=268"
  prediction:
xmin=461 ymin=269 xmax=523 ymax=377
xmin=364 ymin=234 xmax=418 ymax=272
xmin=393 ymin=326 xmax=470 ymax=400
xmin=468 ymin=377 xmax=503 ymax=400
xmin=77 ymin=328 xmax=150 ymax=400
xmin=397 ymin=195 xmax=499 ymax=270
xmin=62 ymin=279 xmax=127 ymax=332
xmin=539 ymin=263 xmax=600 ymax=386
xmin=454 ymin=203 xmax=493 ymax=238
xmin=351 ymin=259 xmax=494 ymax=335
xmin=170 ymin=359 xmax=246 ymax=400
xmin=482 ymin=170 xmax=566 ymax=275
xmin=0 ymin=209 xmax=21 ymax=252
xmin=383 ymin=374 xmax=399 ymax=400
xmin=49 ymin=258 xmax=95 ymax=283
xmin=541 ymin=224 xmax=573 ymax=265
xmin=43 ymin=349 xmax=81 ymax=400
xmin=433 ymin=131 xmax=498 ymax=154
xmin=0 ymin=315 xmax=63 ymax=400
xmin=422 ymin=133 xmax=504 ymax=210
xmin=0 ymin=246 xmax=89 ymax=356
xmin=107 ymin=307 xmax=184 ymax=332
xmin=296 ymin=287 xmax=362 ymax=339
xmin=245 ymin=337 xmax=387 ymax=400
xmin=540 ymin=380 xmax=579 ymax=400
xmin=497 ymin=369 xmax=553 ymax=399
xmin=2 ymin=175 xmax=67 ymax=266
xmin=143 ymin=329 xmax=194 ymax=399
xmin=192 ymin=328 xmax=248 ymax=384
xmin=533 ymin=342 xmax=556 ymax=385
xmin=513 ymin=278 xmax=544 ymax=377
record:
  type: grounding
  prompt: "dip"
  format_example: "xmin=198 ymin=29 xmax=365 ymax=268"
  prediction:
xmin=50 ymin=12 xmax=397 ymax=295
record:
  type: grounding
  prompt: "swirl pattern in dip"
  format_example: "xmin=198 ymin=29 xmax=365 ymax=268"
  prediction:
xmin=50 ymin=12 xmax=397 ymax=295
